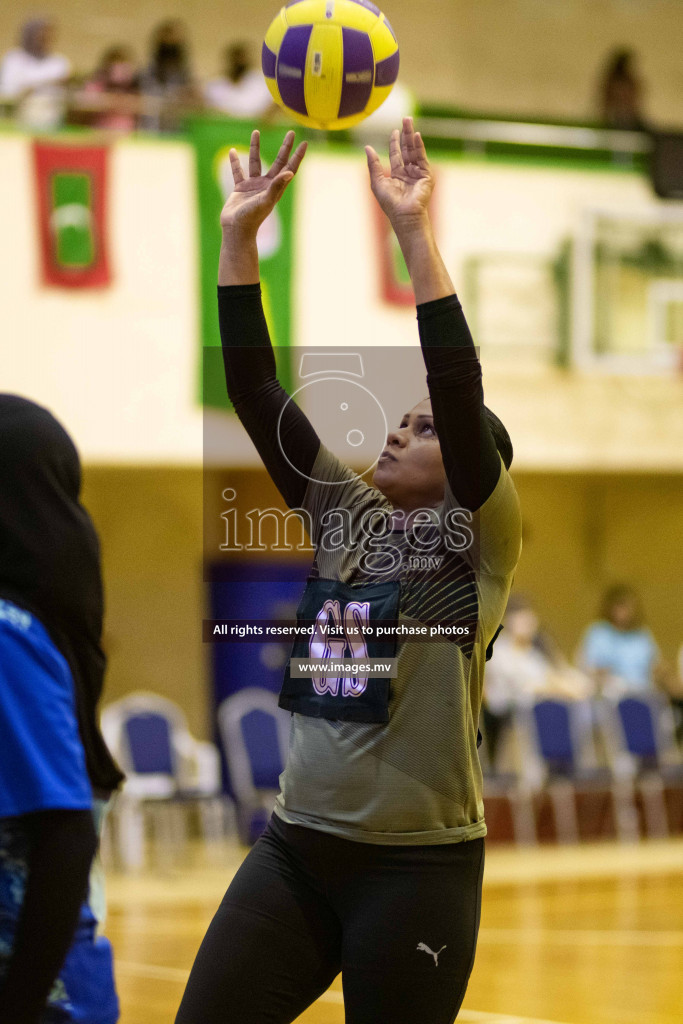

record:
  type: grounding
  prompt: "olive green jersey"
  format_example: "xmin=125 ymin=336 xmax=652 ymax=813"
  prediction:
xmin=274 ymin=443 xmax=522 ymax=845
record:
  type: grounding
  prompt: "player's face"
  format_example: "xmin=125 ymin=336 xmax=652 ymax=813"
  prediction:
xmin=372 ymin=399 xmax=446 ymax=512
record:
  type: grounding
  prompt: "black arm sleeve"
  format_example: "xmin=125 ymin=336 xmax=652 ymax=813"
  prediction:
xmin=417 ymin=294 xmax=502 ymax=511
xmin=218 ymin=284 xmax=321 ymax=509
xmin=0 ymin=809 xmax=97 ymax=1024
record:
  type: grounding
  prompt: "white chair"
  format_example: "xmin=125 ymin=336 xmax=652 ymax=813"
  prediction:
xmin=101 ymin=692 xmax=228 ymax=870
xmin=515 ymin=697 xmax=639 ymax=844
xmin=598 ymin=691 xmax=683 ymax=838
xmin=478 ymin=720 xmax=537 ymax=845
xmin=217 ymin=688 xmax=291 ymax=844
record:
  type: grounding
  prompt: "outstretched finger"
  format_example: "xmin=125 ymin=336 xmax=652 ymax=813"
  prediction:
xmin=267 ymin=131 xmax=296 ymax=177
xmin=365 ymin=145 xmax=386 ymax=188
xmin=401 ymin=116 xmax=418 ymax=166
xmin=229 ymin=148 xmax=245 ymax=184
xmin=287 ymin=140 xmax=308 ymax=175
xmin=249 ymin=130 xmax=262 ymax=177
xmin=266 ymin=169 xmax=294 ymax=203
xmin=388 ymin=129 xmax=403 ymax=173
xmin=414 ymin=131 xmax=430 ymax=170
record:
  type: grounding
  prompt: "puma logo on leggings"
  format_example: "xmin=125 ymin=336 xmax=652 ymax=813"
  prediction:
xmin=417 ymin=942 xmax=447 ymax=966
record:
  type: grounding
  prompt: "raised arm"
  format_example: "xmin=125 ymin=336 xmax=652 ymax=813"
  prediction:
xmin=366 ymin=119 xmax=502 ymax=511
xmin=218 ymin=130 xmax=320 ymax=508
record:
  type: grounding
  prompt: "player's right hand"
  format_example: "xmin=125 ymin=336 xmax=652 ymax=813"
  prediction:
xmin=220 ymin=129 xmax=307 ymax=237
xmin=366 ymin=116 xmax=434 ymax=232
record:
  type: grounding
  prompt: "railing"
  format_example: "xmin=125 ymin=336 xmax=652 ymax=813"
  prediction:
xmin=0 ymin=89 xmax=652 ymax=161
xmin=417 ymin=116 xmax=651 ymax=156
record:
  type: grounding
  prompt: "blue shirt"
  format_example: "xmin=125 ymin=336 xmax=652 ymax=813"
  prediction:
xmin=578 ymin=620 xmax=659 ymax=690
xmin=0 ymin=598 xmax=92 ymax=817
xmin=0 ymin=601 xmax=117 ymax=1023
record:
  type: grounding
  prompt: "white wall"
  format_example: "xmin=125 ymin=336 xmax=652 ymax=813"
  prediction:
xmin=294 ymin=151 xmax=683 ymax=471
xmin=2 ymin=132 xmax=683 ymax=469
xmin=1 ymin=134 xmax=207 ymax=462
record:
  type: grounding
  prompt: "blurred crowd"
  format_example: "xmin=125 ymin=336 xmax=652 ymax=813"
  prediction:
xmin=0 ymin=17 xmax=279 ymax=133
xmin=0 ymin=16 xmax=648 ymax=135
xmin=482 ymin=583 xmax=683 ymax=775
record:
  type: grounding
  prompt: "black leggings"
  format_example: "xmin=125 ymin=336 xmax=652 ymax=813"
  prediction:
xmin=176 ymin=814 xmax=485 ymax=1024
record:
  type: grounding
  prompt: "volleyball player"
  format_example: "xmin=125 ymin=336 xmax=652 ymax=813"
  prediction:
xmin=0 ymin=396 xmax=121 ymax=1024
xmin=176 ymin=118 xmax=522 ymax=1024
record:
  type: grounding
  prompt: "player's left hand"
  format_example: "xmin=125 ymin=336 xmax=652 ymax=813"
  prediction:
xmin=365 ymin=117 xmax=434 ymax=230
xmin=221 ymin=129 xmax=307 ymax=239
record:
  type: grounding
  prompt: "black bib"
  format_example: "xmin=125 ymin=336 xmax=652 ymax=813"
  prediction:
xmin=279 ymin=577 xmax=401 ymax=724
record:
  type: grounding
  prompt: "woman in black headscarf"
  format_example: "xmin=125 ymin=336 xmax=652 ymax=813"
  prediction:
xmin=138 ymin=18 xmax=201 ymax=132
xmin=0 ymin=395 xmax=122 ymax=1024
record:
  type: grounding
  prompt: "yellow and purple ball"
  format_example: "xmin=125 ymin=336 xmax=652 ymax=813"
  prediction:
xmin=262 ymin=0 xmax=400 ymax=131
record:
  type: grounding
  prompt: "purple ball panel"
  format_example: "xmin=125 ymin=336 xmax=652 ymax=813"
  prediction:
xmin=338 ymin=27 xmax=374 ymax=119
xmin=277 ymin=25 xmax=313 ymax=116
xmin=261 ymin=42 xmax=277 ymax=79
xmin=375 ymin=49 xmax=400 ymax=88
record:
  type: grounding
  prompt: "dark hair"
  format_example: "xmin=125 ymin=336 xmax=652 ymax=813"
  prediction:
xmin=505 ymin=592 xmax=533 ymax=615
xmin=604 ymin=48 xmax=635 ymax=82
xmin=150 ymin=19 xmax=189 ymax=83
xmin=95 ymin=45 xmax=137 ymax=81
xmin=484 ymin=405 xmax=513 ymax=470
xmin=600 ymin=584 xmax=643 ymax=628
xmin=505 ymin=591 xmax=564 ymax=668
xmin=419 ymin=397 xmax=513 ymax=470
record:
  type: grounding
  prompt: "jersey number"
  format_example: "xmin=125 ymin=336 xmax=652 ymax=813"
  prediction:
xmin=309 ymin=598 xmax=370 ymax=697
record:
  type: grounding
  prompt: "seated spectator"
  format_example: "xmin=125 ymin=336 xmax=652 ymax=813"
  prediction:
xmin=0 ymin=17 xmax=70 ymax=130
xmin=598 ymin=48 xmax=647 ymax=131
xmin=577 ymin=584 xmax=666 ymax=695
xmin=81 ymin=45 xmax=140 ymax=132
xmin=204 ymin=42 xmax=275 ymax=119
xmin=483 ymin=594 xmax=591 ymax=766
xmin=675 ymin=644 xmax=683 ymax=743
xmin=139 ymin=19 xmax=201 ymax=132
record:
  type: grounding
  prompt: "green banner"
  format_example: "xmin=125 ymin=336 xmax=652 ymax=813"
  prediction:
xmin=189 ymin=115 xmax=296 ymax=409
xmin=52 ymin=173 xmax=95 ymax=268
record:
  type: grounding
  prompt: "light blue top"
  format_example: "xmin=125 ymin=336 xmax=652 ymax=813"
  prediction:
xmin=578 ymin=620 xmax=659 ymax=690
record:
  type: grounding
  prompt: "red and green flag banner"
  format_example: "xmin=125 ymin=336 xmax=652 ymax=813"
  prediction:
xmin=189 ymin=115 xmax=296 ymax=409
xmin=372 ymin=173 xmax=439 ymax=306
xmin=373 ymin=198 xmax=415 ymax=306
xmin=33 ymin=141 xmax=111 ymax=289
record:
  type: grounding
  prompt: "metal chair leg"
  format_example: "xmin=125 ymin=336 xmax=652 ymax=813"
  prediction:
xmin=611 ymin=778 xmax=640 ymax=843
xmin=638 ymin=773 xmax=669 ymax=837
xmin=509 ymin=785 xmax=537 ymax=845
xmin=548 ymin=780 xmax=579 ymax=844
xmin=115 ymin=797 xmax=146 ymax=871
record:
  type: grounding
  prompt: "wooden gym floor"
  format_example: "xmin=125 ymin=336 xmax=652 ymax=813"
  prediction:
xmin=104 ymin=837 xmax=683 ymax=1024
